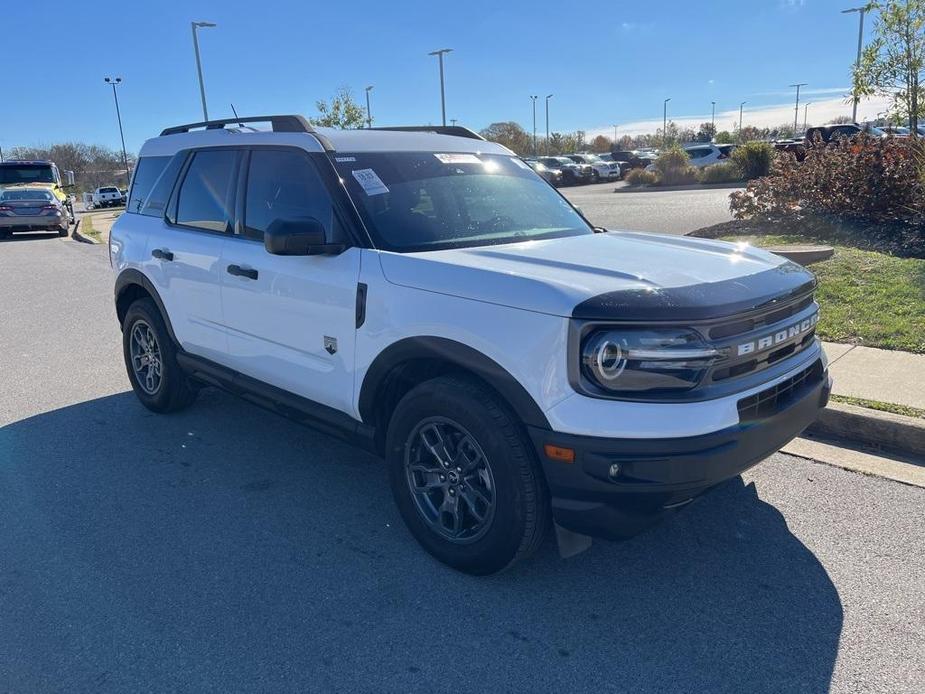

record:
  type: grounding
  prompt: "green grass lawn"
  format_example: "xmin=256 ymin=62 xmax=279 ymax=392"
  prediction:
xmin=720 ymin=234 xmax=925 ymax=354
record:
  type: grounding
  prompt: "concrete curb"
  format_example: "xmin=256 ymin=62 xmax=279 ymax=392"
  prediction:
xmin=614 ymin=182 xmax=745 ymax=194
xmin=807 ymin=401 xmax=925 ymax=458
xmin=70 ymin=219 xmax=98 ymax=244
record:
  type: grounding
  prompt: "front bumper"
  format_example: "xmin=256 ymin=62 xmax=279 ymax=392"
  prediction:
xmin=528 ymin=360 xmax=830 ymax=540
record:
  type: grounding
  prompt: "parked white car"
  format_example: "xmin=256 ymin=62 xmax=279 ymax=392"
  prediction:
xmin=564 ymin=154 xmax=621 ymax=182
xmin=646 ymin=143 xmax=731 ymax=172
xmin=111 ymin=115 xmax=829 ymax=574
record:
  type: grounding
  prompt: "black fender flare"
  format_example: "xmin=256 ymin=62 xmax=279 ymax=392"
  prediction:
xmin=114 ymin=268 xmax=178 ymax=343
xmin=358 ymin=336 xmax=551 ymax=430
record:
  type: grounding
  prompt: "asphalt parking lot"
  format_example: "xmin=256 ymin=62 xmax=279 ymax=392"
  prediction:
xmin=561 ymin=181 xmax=737 ymax=235
xmin=1 ymin=235 xmax=923 ymax=693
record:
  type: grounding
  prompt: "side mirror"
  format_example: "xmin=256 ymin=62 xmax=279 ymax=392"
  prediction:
xmin=63 ymin=170 xmax=75 ymax=187
xmin=264 ymin=217 xmax=344 ymax=256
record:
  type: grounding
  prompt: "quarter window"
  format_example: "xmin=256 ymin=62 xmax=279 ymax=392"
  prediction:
xmin=242 ymin=149 xmax=334 ymax=241
xmin=175 ymin=149 xmax=238 ymax=232
xmin=139 ymin=153 xmax=186 ymax=218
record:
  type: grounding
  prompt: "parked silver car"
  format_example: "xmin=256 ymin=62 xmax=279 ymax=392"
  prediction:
xmin=0 ymin=188 xmax=70 ymax=238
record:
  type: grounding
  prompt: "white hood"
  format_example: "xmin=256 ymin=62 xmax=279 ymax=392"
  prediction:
xmin=378 ymin=231 xmax=814 ymax=320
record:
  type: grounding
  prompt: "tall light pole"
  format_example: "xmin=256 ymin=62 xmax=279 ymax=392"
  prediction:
xmin=842 ymin=6 xmax=867 ymax=123
xmin=613 ymin=124 xmax=618 ymax=143
xmin=365 ymin=85 xmax=374 ymax=128
xmin=530 ymin=95 xmax=538 ymax=155
xmin=803 ymin=102 xmax=811 ymax=132
xmin=711 ymin=101 xmax=716 ymax=133
xmin=739 ymin=101 xmax=746 ymax=140
xmin=191 ymin=21 xmax=216 ymax=121
xmin=428 ymin=48 xmax=452 ymax=126
xmin=662 ymin=98 xmax=671 ymax=144
xmin=104 ymin=77 xmax=130 ymax=187
xmin=545 ymin=94 xmax=553 ymax=155
xmin=789 ymin=83 xmax=807 ymax=135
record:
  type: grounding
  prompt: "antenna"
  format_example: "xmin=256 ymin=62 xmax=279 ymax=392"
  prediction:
xmin=230 ymin=103 xmax=245 ymax=128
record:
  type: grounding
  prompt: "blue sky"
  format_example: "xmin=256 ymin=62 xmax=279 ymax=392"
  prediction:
xmin=2 ymin=0 xmax=886 ymax=153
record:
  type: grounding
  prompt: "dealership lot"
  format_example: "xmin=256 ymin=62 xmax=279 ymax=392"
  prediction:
xmin=561 ymin=181 xmax=737 ymax=234
xmin=1 ymin=235 xmax=922 ymax=693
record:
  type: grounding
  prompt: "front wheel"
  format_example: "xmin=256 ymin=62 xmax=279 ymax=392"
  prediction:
xmin=386 ymin=375 xmax=550 ymax=574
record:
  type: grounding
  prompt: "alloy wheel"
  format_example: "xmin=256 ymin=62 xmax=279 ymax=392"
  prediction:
xmin=129 ymin=320 xmax=163 ymax=395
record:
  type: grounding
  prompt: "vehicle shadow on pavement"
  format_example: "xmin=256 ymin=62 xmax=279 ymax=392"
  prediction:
xmin=0 ymin=389 xmax=843 ymax=693
xmin=0 ymin=232 xmax=63 ymax=243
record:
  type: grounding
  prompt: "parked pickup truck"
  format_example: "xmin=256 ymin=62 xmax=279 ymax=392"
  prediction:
xmin=91 ymin=186 xmax=123 ymax=208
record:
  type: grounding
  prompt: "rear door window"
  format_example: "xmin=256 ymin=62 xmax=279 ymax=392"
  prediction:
xmin=175 ymin=149 xmax=239 ymax=232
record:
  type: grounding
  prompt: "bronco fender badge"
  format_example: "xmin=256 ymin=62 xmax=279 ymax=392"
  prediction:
xmin=324 ymin=336 xmax=337 ymax=355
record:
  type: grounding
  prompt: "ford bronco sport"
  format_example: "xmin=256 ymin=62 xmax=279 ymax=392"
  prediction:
xmin=111 ymin=115 xmax=830 ymax=574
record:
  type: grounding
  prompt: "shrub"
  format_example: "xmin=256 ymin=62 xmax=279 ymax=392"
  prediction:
xmin=658 ymin=164 xmax=700 ymax=186
xmin=698 ymin=162 xmax=743 ymax=184
xmin=652 ymin=145 xmax=690 ymax=176
xmin=729 ymin=135 xmax=925 ymax=256
xmin=624 ymin=168 xmax=657 ymax=186
xmin=730 ymin=141 xmax=775 ymax=180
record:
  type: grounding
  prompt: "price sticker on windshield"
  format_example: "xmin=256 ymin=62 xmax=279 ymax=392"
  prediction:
xmin=352 ymin=168 xmax=389 ymax=196
xmin=434 ymin=153 xmax=481 ymax=165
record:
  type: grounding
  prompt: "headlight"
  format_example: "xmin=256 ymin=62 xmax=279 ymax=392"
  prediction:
xmin=581 ymin=328 xmax=718 ymax=395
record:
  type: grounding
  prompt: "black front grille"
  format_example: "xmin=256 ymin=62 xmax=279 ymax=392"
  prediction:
xmin=737 ymin=360 xmax=824 ymax=423
xmin=710 ymin=294 xmax=813 ymax=340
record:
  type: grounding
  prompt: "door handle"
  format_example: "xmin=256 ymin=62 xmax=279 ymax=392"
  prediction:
xmin=227 ymin=264 xmax=258 ymax=280
xmin=151 ymin=248 xmax=174 ymax=261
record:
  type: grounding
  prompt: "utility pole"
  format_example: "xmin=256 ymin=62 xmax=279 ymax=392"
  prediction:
xmin=191 ymin=21 xmax=217 ymax=121
xmin=663 ymin=98 xmax=671 ymax=145
xmin=789 ymin=83 xmax=808 ymax=135
xmin=545 ymin=94 xmax=553 ymax=155
xmin=104 ymin=77 xmax=130 ymax=186
xmin=530 ymin=95 xmax=538 ymax=155
xmin=428 ymin=48 xmax=453 ymax=126
xmin=842 ymin=6 xmax=867 ymax=123
xmin=739 ymin=101 xmax=746 ymax=141
xmin=365 ymin=85 xmax=374 ymax=128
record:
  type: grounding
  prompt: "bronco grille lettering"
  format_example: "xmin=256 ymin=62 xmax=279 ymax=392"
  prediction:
xmin=737 ymin=312 xmax=818 ymax=356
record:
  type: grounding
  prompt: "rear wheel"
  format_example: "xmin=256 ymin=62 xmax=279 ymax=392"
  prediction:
xmin=58 ymin=226 xmax=69 ymax=237
xmin=386 ymin=375 xmax=550 ymax=575
xmin=122 ymin=298 xmax=198 ymax=413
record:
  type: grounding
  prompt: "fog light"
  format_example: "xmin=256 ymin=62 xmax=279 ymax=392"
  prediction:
xmin=608 ymin=463 xmax=621 ymax=480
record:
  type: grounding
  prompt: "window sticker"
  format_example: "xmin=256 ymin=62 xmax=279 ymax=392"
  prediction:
xmin=335 ymin=156 xmax=356 ymax=162
xmin=352 ymin=168 xmax=389 ymax=196
xmin=434 ymin=153 xmax=481 ymax=165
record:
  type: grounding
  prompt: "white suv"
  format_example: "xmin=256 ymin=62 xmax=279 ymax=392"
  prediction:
xmin=111 ymin=115 xmax=830 ymax=574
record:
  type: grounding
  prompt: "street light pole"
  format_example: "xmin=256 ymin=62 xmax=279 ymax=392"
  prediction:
xmin=365 ymin=85 xmax=374 ymax=128
xmin=530 ymin=95 xmax=538 ymax=155
xmin=663 ymin=98 xmax=671 ymax=144
xmin=804 ymin=102 xmax=811 ymax=132
xmin=104 ymin=77 xmax=130 ymax=187
xmin=545 ymin=94 xmax=553 ymax=155
xmin=428 ymin=48 xmax=453 ymax=126
xmin=842 ymin=6 xmax=867 ymax=123
xmin=711 ymin=101 xmax=716 ymax=132
xmin=789 ymin=83 xmax=808 ymax=135
xmin=191 ymin=21 xmax=216 ymax=121
xmin=613 ymin=124 xmax=618 ymax=143
xmin=739 ymin=101 xmax=746 ymax=140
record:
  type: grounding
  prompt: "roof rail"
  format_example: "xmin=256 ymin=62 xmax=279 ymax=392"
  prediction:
xmin=159 ymin=115 xmax=314 ymax=137
xmin=369 ymin=125 xmax=485 ymax=141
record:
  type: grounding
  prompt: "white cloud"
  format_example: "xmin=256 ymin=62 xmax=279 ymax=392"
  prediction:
xmin=590 ymin=93 xmax=894 ymax=139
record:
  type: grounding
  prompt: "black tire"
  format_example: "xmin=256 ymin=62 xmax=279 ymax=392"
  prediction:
xmin=386 ymin=375 xmax=550 ymax=575
xmin=58 ymin=226 xmax=69 ymax=237
xmin=591 ymin=171 xmax=600 ymax=183
xmin=122 ymin=298 xmax=198 ymax=413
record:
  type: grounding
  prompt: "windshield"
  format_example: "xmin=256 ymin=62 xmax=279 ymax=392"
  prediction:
xmin=1 ymin=189 xmax=54 ymax=201
xmin=334 ymin=152 xmax=592 ymax=252
xmin=0 ymin=164 xmax=56 ymax=185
